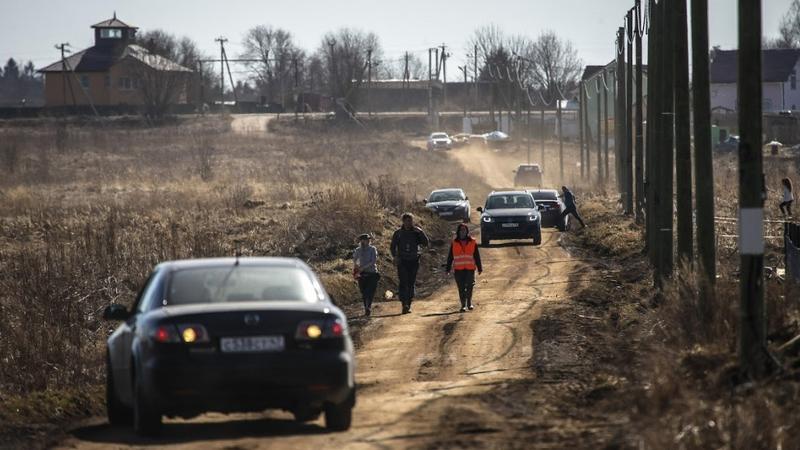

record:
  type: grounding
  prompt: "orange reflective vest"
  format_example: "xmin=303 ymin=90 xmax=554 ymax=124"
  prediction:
xmin=452 ymin=239 xmax=477 ymax=271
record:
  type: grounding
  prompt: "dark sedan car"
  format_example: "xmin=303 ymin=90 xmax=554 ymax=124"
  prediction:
xmin=528 ymin=189 xmax=569 ymax=231
xmin=103 ymin=258 xmax=356 ymax=436
xmin=513 ymin=164 xmax=543 ymax=187
xmin=477 ymin=190 xmax=542 ymax=246
xmin=424 ymin=188 xmax=471 ymax=221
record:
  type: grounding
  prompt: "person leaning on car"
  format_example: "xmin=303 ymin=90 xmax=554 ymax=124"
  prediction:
xmin=445 ymin=223 xmax=482 ymax=312
xmin=390 ymin=213 xmax=429 ymax=314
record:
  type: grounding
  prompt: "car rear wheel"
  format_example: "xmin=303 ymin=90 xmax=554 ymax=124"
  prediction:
xmin=556 ymin=218 xmax=567 ymax=232
xmin=106 ymin=356 xmax=132 ymax=426
xmin=133 ymin=371 xmax=162 ymax=436
xmin=293 ymin=407 xmax=322 ymax=423
xmin=324 ymin=391 xmax=354 ymax=431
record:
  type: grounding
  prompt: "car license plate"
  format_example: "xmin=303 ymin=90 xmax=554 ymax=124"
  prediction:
xmin=220 ymin=336 xmax=285 ymax=353
xmin=501 ymin=223 xmax=520 ymax=228
xmin=440 ymin=211 xmax=454 ymax=216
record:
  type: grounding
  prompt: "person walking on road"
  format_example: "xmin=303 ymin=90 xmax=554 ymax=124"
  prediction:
xmin=446 ymin=223 xmax=482 ymax=312
xmin=354 ymin=233 xmax=380 ymax=317
xmin=390 ymin=213 xmax=430 ymax=314
xmin=559 ymin=186 xmax=586 ymax=229
xmin=779 ymin=177 xmax=794 ymax=218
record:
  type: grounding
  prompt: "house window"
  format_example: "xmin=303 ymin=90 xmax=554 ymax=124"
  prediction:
xmin=80 ymin=75 xmax=90 ymax=89
xmin=792 ymin=70 xmax=797 ymax=90
xmin=100 ymin=28 xmax=122 ymax=39
xmin=118 ymin=77 xmax=132 ymax=90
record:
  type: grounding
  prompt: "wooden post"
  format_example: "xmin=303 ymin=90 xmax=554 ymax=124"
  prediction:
xmin=738 ymin=0 xmax=768 ymax=378
xmin=691 ymin=0 xmax=717 ymax=300
xmin=675 ymin=0 xmax=693 ymax=262
xmin=597 ymin=77 xmax=603 ymax=186
xmin=635 ymin=0 xmax=645 ymax=222
xmin=579 ymin=80 xmax=585 ymax=179
xmin=616 ymin=28 xmax=626 ymax=195
xmin=657 ymin=0 xmax=675 ymax=284
xmin=558 ymin=97 xmax=564 ymax=182
xmin=625 ymin=10 xmax=634 ymax=214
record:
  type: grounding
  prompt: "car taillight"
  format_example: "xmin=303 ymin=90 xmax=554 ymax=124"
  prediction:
xmin=295 ymin=319 xmax=346 ymax=340
xmin=177 ymin=324 xmax=210 ymax=343
xmin=152 ymin=325 xmax=180 ymax=343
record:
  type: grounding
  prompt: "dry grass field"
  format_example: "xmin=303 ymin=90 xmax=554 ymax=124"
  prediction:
xmin=0 ymin=116 xmax=493 ymax=436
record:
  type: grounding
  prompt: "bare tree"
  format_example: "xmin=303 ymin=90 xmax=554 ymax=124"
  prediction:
xmin=318 ymin=28 xmax=382 ymax=117
xmin=765 ymin=0 xmax=800 ymax=48
xmin=132 ymin=30 xmax=198 ymax=120
xmin=242 ymin=26 xmax=302 ymax=106
xmin=528 ymin=31 xmax=582 ymax=101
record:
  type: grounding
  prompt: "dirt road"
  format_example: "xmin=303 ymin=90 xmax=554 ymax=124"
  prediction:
xmin=55 ymin=146 xmax=604 ymax=450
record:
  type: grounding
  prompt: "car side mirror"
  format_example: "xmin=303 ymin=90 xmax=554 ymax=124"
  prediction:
xmin=423 ymin=199 xmax=428 ymax=204
xmin=329 ymin=294 xmax=338 ymax=306
xmin=103 ymin=303 xmax=131 ymax=321
xmin=512 ymin=170 xmax=517 ymax=173
xmin=477 ymin=207 xmax=483 ymax=213
xmin=464 ymin=196 xmax=469 ymax=200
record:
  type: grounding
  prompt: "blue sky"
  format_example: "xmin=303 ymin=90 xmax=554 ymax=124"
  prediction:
xmin=0 ymin=0 xmax=792 ymax=80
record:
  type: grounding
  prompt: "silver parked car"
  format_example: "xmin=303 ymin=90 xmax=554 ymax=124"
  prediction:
xmin=424 ymin=188 xmax=471 ymax=221
xmin=427 ymin=132 xmax=453 ymax=151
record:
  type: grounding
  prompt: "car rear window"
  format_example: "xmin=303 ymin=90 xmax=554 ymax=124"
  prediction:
xmin=519 ymin=166 xmax=540 ymax=172
xmin=532 ymin=191 xmax=558 ymax=201
xmin=429 ymin=191 xmax=464 ymax=202
xmin=486 ymin=194 xmax=534 ymax=209
xmin=167 ymin=266 xmax=319 ymax=305
xmin=431 ymin=133 xmax=448 ymax=139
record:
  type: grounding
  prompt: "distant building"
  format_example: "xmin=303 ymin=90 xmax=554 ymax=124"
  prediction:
xmin=38 ymin=14 xmax=192 ymax=109
xmin=710 ymin=48 xmax=800 ymax=112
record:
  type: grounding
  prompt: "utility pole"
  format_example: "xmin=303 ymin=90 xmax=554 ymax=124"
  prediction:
xmin=597 ymin=77 xmax=603 ymax=186
xmin=646 ymin=0 xmax=660 ymax=266
xmin=738 ymin=0 xmax=767 ymax=378
xmin=527 ymin=102 xmax=532 ymax=164
xmin=540 ymin=104 xmax=545 ymax=171
xmin=56 ymin=43 xmax=69 ymax=107
xmin=635 ymin=0 xmax=645 ymax=222
xmin=294 ymin=56 xmax=300 ymax=121
xmin=403 ymin=52 xmax=410 ymax=88
xmin=440 ymin=44 xmax=448 ymax=108
xmin=215 ymin=37 xmax=228 ymax=109
xmin=603 ymin=73 xmax=609 ymax=182
xmin=428 ymin=48 xmax=433 ymax=122
xmin=474 ymin=45 xmax=479 ymax=110
xmin=460 ymin=65 xmax=468 ymax=117
xmin=616 ymin=28 xmax=626 ymax=197
xmin=692 ymin=0 xmax=716 ymax=301
xmin=558 ymin=94 xmax=564 ymax=182
xmin=367 ymin=48 xmax=373 ymax=117
xmin=625 ymin=10 xmax=634 ymax=214
xmin=579 ymin=80 xmax=585 ymax=179
xmin=657 ymin=0 xmax=675 ymax=284
xmin=585 ymin=83 xmax=591 ymax=182
xmin=675 ymin=0 xmax=693 ymax=262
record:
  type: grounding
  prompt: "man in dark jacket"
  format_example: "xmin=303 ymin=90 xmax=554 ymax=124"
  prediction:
xmin=559 ymin=186 xmax=586 ymax=229
xmin=446 ymin=223 xmax=483 ymax=312
xmin=390 ymin=213 xmax=430 ymax=314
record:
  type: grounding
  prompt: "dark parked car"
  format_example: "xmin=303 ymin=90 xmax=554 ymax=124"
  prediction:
xmin=103 ymin=257 xmax=356 ymax=436
xmin=424 ymin=188 xmax=471 ymax=221
xmin=513 ymin=164 xmax=543 ymax=187
xmin=528 ymin=189 xmax=569 ymax=231
xmin=477 ymin=190 xmax=542 ymax=246
xmin=715 ymin=135 xmax=739 ymax=153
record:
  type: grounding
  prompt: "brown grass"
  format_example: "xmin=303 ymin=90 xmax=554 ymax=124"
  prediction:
xmin=566 ymin=168 xmax=800 ymax=449
xmin=0 ymin=117 xmax=491 ymax=436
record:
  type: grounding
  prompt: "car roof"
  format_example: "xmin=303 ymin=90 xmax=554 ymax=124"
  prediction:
xmin=517 ymin=163 xmax=541 ymax=168
xmin=430 ymin=188 xmax=464 ymax=194
xmin=489 ymin=190 xmax=532 ymax=196
xmin=527 ymin=189 xmax=559 ymax=194
xmin=157 ymin=257 xmax=309 ymax=272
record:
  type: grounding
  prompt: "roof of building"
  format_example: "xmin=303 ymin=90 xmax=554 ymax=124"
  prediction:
xmin=38 ymin=44 xmax=192 ymax=73
xmin=710 ymin=49 xmax=800 ymax=83
xmin=92 ymin=13 xmax=137 ymax=29
xmin=581 ymin=65 xmax=606 ymax=81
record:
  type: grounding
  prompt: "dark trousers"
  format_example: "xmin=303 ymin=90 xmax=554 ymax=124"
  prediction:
xmin=358 ymin=273 xmax=380 ymax=310
xmin=559 ymin=206 xmax=586 ymax=227
xmin=780 ymin=200 xmax=793 ymax=216
xmin=453 ymin=270 xmax=475 ymax=307
xmin=397 ymin=258 xmax=420 ymax=306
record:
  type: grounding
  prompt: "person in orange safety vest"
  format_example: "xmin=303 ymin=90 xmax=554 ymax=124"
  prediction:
xmin=445 ymin=223 xmax=483 ymax=312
